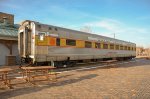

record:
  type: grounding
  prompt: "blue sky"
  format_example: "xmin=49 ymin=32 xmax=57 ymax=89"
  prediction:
xmin=1 ymin=0 xmax=150 ymax=47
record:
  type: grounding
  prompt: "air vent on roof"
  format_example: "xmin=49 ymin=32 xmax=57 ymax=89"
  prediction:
xmin=49 ymin=27 xmax=52 ymax=30
xmin=55 ymin=28 xmax=58 ymax=31
xmin=38 ymin=25 xmax=41 ymax=28
xmin=3 ymin=17 xmax=8 ymax=25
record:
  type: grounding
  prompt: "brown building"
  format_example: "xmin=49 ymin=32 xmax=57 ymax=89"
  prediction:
xmin=0 ymin=12 xmax=19 ymax=66
xmin=0 ymin=12 xmax=14 ymax=25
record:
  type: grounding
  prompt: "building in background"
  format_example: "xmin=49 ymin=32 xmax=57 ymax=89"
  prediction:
xmin=136 ymin=47 xmax=150 ymax=57
xmin=0 ymin=12 xmax=19 ymax=66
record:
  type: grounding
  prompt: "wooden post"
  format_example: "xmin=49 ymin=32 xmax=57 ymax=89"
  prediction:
xmin=5 ymin=41 xmax=13 ymax=55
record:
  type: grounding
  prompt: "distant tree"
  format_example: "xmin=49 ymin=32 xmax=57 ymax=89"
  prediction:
xmin=80 ymin=26 xmax=92 ymax=33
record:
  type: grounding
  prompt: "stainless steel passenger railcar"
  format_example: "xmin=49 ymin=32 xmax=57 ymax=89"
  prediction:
xmin=18 ymin=20 xmax=136 ymax=67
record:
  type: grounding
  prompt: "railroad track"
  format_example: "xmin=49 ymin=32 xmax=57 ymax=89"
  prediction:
xmin=56 ymin=59 xmax=139 ymax=73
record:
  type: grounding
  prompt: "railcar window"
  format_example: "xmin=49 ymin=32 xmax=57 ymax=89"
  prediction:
xmin=103 ymin=44 xmax=108 ymax=49
xmin=56 ymin=38 xmax=60 ymax=46
xmin=120 ymin=46 xmax=124 ymax=50
xmin=124 ymin=46 xmax=127 ymax=50
xmin=38 ymin=25 xmax=41 ymax=28
xmin=128 ymin=47 xmax=130 ymax=50
xmin=132 ymin=47 xmax=135 ymax=51
xmin=66 ymin=39 xmax=76 ymax=46
xmin=38 ymin=33 xmax=45 ymax=41
xmin=95 ymin=43 xmax=100 ymax=48
xmin=110 ymin=44 xmax=114 ymax=49
xmin=116 ymin=45 xmax=119 ymax=50
xmin=49 ymin=27 xmax=52 ymax=30
xmin=85 ymin=41 xmax=92 ymax=48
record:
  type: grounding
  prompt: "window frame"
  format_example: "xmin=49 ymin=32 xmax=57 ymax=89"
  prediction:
xmin=115 ymin=45 xmax=119 ymax=50
xmin=85 ymin=41 xmax=92 ymax=48
xmin=38 ymin=32 xmax=46 ymax=41
xmin=103 ymin=43 xmax=108 ymax=49
xmin=120 ymin=45 xmax=124 ymax=50
xmin=56 ymin=38 xmax=60 ymax=46
xmin=66 ymin=39 xmax=76 ymax=46
xmin=110 ymin=44 xmax=114 ymax=49
xmin=95 ymin=42 xmax=100 ymax=48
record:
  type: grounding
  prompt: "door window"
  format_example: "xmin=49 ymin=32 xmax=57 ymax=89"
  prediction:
xmin=38 ymin=33 xmax=45 ymax=41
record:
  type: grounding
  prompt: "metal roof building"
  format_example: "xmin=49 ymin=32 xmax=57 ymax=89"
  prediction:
xmin=0 ymin=24 xmax=18 ymax=39
xmin=0 ymin=12 xmax=19 ymax=66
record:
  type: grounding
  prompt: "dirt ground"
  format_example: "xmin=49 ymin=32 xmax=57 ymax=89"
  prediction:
xmin=0 ymin=59 xmax=150 ymax=99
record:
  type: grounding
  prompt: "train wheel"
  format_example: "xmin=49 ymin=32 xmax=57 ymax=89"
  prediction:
xmin=20 ymin=58 xmax=26 ymax=66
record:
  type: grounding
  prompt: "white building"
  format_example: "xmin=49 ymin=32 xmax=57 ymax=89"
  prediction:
xmin=0 ymin=12 xmax=19 ymax=66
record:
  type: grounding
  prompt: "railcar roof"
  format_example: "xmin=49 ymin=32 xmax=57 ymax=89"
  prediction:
xmin=21 ymin=20 xmax=136 ymax=46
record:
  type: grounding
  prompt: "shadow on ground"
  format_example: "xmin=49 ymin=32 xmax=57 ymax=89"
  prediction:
xmin=0 ymin=74 xmax=98 ymax=99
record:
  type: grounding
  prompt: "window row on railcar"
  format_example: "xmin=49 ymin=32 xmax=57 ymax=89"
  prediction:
xmin=36 ymin=35 xmax=136 ymax=51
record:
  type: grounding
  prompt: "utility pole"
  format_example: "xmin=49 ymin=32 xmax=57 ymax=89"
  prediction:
xmin=114 ymin=33 xmax=115 ymax=39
